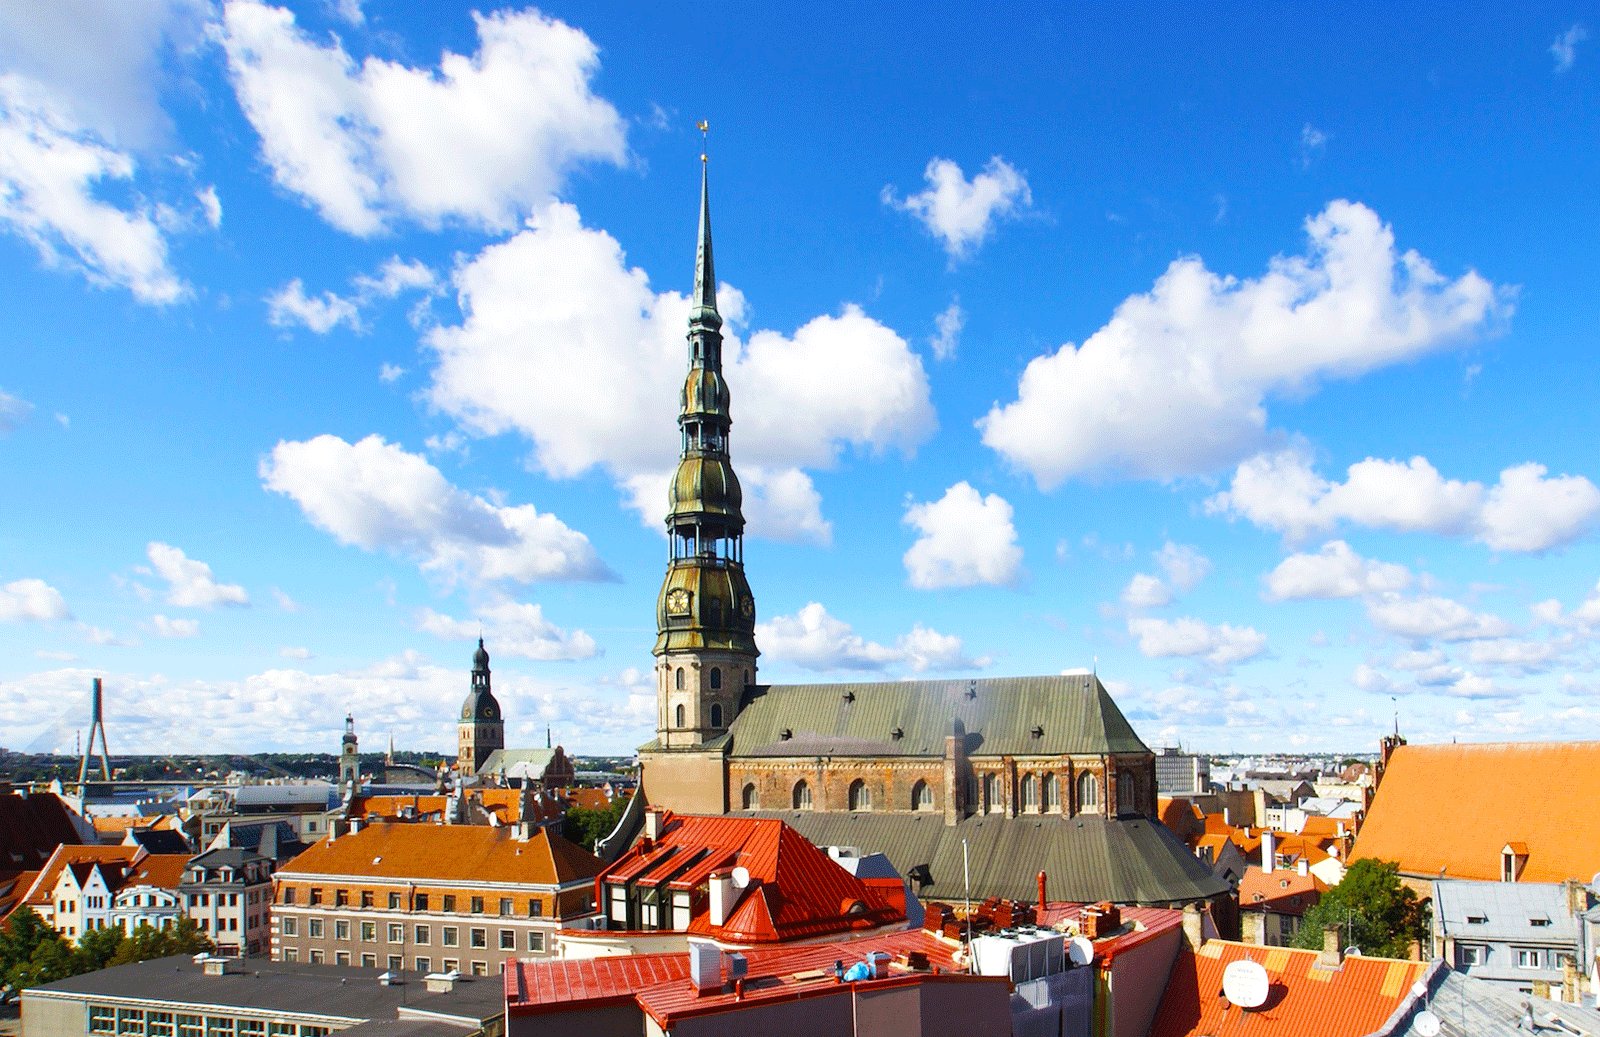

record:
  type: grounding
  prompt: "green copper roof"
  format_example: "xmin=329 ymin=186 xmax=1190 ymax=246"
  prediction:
xmin=690 ymin=156 xmax=720 ymax=330
xmin=728 ymin=674 xmax=1149 ymax=758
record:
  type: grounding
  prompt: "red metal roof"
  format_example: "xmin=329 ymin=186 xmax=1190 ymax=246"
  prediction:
xmin=1031 ymin=903 xmax=1186 ymax=964
xmin=1149 ymin=939 xmax=1428 ymax=1037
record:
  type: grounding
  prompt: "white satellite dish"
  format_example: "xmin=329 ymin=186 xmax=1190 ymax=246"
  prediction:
xmin=1413 ymin=1010 xmax=1441 ymax=1037
xmin=1067 ymin=936 xmax=1094 ymax=966
xmin=1410 ymin=980 xmax=1429 ymax=999
xmin=1221 ymin=959 xmax=1270 ymax=1010
xmin=1344 ymin=946 xmax=1363 ymax=958
xmin=731 ymin=866 xmax=751 ymax=889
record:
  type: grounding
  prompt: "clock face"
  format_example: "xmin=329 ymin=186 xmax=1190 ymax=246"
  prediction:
xmin=484 ymin=705 xmax=496 ymax=719
xmin=666 ymin=587 xmax=692 ymax=615
xmin=740 ymin=596 xmax=755 ymax=618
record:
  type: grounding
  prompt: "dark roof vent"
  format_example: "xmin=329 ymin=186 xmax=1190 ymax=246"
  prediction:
xmin=965 ymin=680 xmax=977 ymax=700
xmin=842 ymin=691 xmax=855 ymax=703
xmin=891 ymin=727 xmax=904 ymax=741
xmin=1031 ymin=725 xmax=1044 ymax=739
xmin=779 ymin=728 xmax=792 ymax=740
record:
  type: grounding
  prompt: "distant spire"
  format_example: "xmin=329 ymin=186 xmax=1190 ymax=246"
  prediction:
xmin=690 ymin=120 xmax=720 ymax=331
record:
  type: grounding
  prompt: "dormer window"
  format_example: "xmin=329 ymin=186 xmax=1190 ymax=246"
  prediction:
xmin=1466 ymin=914 xmax=1488 ymax=924
xmin=1501 ymin=842 xmax=1528 ymax=883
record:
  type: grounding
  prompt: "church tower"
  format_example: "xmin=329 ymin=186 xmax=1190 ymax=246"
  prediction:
xmin=338 ymin=714 xmax=360 ymax=798
xmin=654 ymin=150 xmax=759 ymax=750
xmin=457 ymin=638 xmax=503 ymax=776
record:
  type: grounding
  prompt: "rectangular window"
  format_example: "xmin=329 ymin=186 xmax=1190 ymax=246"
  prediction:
xmin=206 ymin=1019 xmax=234 ymax=1037
xmin=299 ymin=1028 xmax=329 ymax=1037
xmin=388 ymin=893 xmax=402 ymax=910
xmin=269 ymin=1024 xmax=294 ymax=1037
xmin=334 ymin=890 xmax=348 ymax=908
xmin=237 ymin=1020 xmax=264 ymax=1037
xmin=334 ymin=951 xmax=350 ymax=966
xmin=415 ymin=956 xmax=431 ymax=973
xmin=415 ymin=894 xmax=429 ymax=912
xmin=280 ymin=917 xmax=297 ymax=937
xmin=360 ymin=921 xmax=376 ymax=942
xmin=1460 ymin=945 xmax=1483 ymax=966
xmin=499 ymin=897 xmax=513 ymax=917
xmin=470 ymin=961 xmax=487 ymax=976
xmin=528 ymin=899 xmax=543 ymax=918
xmin=470 ymin=928 xmax=487 ymax=949
xmin=309 ymin=949 xmax=324 ymax=964
xmin=118 ymin=1009 xmax=145 ymax=1036
xmin=1517 ymin=949 xmax=1541 ymax=969
xmin=89 ymin=1006 xmax=116 ymax=1034
xmin=414 ymin=924 xmax=430 ymax=945
xmin=360 ymin=953 xmax=376 ymax=968
xmin=470 ymin=896 xmax=484 ymax=914
xmin=442 ymin=926 xmax=459 ymax=947
xmin=387 ymin=923 xmax=403 ymax=943
xmin=309 ymin=888 xmax=323 ymax=906
xmin=334 ymin=920 xmax=350 ymax=941
xmin=358 ymin=891 xmax=372 ymax=909
xmin=441 ymin=894 xmax=456 ymax=912
xmin=526 ymin=931 xmax=544 ymax=953
xmin=442 ymin=959 xmax=458 ymax=973
xmin=499 ymin=929 xmax=515 ymax=950
xmin=387 ymin=955 xmax=402 ymax=971
xmin=148 ymin=1014 xmax=175 ymax=1037
xmin=308 ymin=918 xmax=323 ymax=938
xmin=283 ymin=948 xmax=298 ymax=962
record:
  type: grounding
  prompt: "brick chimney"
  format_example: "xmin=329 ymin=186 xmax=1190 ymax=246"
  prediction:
xmin=1181 ymin=903 xmax=1204 ymax=950
xmin=1317 ymin=924 xmax=1342 ymax=968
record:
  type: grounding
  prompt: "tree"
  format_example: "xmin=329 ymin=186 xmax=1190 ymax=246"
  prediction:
xmin=107 ymin=919 xmax=212 ymax=968
xmin=73 ymin=925 xmax=125 ymax=973
xmin=0 ymin=907 xmax=75 ymax=992
xmin=1291 ymin=858 xmax=1429 ymax=959
xmin=563 ymin=796 xmax=630 ymax=852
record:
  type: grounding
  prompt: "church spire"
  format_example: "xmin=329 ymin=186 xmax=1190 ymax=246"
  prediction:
xmin=691 ymin=141 xmax=720 ymax=332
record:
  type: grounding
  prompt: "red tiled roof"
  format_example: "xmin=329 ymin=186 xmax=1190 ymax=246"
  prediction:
xmin=1353 ymin=741 xmax=1600 ymax=882
xmin=348 ymin=790 xmax=564 ymax=825
xmin=14 ymin=844 xmax=143 ymax=912
xmin=123 ymin=854 xmax=192 ymax=890
xmin=1237 ymin=867 xmax=1325 ymax=917
xmin=278 ymin=821 xmax=602 ymax=886
xmin=1149 ymin=940 xmax=1428 ymax=1037
xmin=1032 ymin=903 xmax=1185 ymax=963
xmin=0 ymin=870 xmax=40 ymax=917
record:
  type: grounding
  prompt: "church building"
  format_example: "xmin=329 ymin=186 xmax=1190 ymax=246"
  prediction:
xmin=635 ymin=155 xmax=1225 ymax=908
xmin=456 ymin=637 xmax=575 ymax=790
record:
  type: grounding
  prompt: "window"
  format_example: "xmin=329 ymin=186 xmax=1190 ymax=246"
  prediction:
xmin=360 ymin=921 xmax=377 ymax=942
xmin=90 ymin=1006 xmax=116 ymax=1033
xmin=443 ymin=959 xmax=459 ymax=973
xmin=387 ymin=955 xmax=402 ymax=971
xmin=334 ymin=890 xmax=348 ymax=908
xmin=1466 ymin=914 xmax=1488 ymax=924
xmin=118 ymin=1009 xmax=145 ymax=1035
xmin=237 ymin=1021 xmax=263 ymax=1037
xmin=334 ymin=920 xmax=350 ymax=941
xmin=415 ymin=957 xmax=431 ymax=973
xmin=308 ymin=918 xmax=323 ymax=938
xmin=471 ymin=961 xmax=487 ymax=976
xmin=710 ymin=703 xmax=723 ymax=727
xmin=206 ymin=1017 xmax=234 ymax=1037
xmin=360 ymin=953 xmax=376 ymax=968
xmin=149 ymin=1012 xmax=175 ymax=1037
xmin=177 ymin=1016 xmax=203 ymax=1037
xmin=415 ymin=893 xmax=429 ymax=912
xmin=675 ymin=704 xmax=686 ymax=727
xmin=414 ymin=924 xmax=430 ymax=945
xmin=387 ymin=923 xmax=403 ymax=942
xmin=360 ymin=891 xmax=373 ymax=909
xmin=528 ymin=899 xmax=543 ymax=918
xmin=1021 ymin=773 xmax=1039 ymax=812
xmin=848 ymin=779 xmax=871 ymax=812
xmin=675 ymin=667 xmax=684 ymax=690
xmin=793 ymin=780 xmax=812 ymax=810
xmin=269 ymin=1023 xmax=294 ymax=1037
xmin=710 ymin=667 xmax=722 ymax=690
xmin=1043 ymin=773 xmax=1061 ymax=813
xmin=499 ymin=897 xmax=513 ymax=917
xmin=1517 ymin=949 xmax=1541 ymax=969
xmin=280 ymin=917 xmax=297 ymax=936
xmin=283 ymin=888 xmax=296 ymax=905
xmin=309 ymin=950 xmax=324 ymax=964
xmin=309 ymin=888 xmax=323 ymax=906
xmin=742 ymin=783 xmax=759 ymax=810
xmin=442 ymin=895 xmax=456 ymax=912
xmin=1118 ymin=768 xmax=1138 ymax=812
xmin=469 ymin=896 xmax=483 ymax=914
xmin=388 ymin=892 xmax=402 ymax=910
xmin=527 ymin=931 xmax=545 ymax=953
xmin=443 ymin=926 xmax=459 ymax=947
xmin=1459 ymin=945 xmax=1483 ymax=966
xmin=911 ymin=780 xmax=933 ymax=811
xmin=470 ymin=927 xmax=487 ymax=948
xmin=983 ymin=773 xmax=1001 ymax=813
xmin=1077 ymin=771 xmax=1099 ymax=809
xmin=500 ymin=929 xmax=516 ymax=950
xmin=334 ymin=951 xmax=350 ymax=966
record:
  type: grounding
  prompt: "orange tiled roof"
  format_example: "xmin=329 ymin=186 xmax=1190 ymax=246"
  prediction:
xmin=1237 ymin=866 xmax=1326 ymax=917
xmin=1150 ymin=940 xmax=1428 ymax=1037
xmin=0 ymin=870 xmax=40 ymax=916
xmin=278 ymin=820 xmax=602 ymax=886
xmin=91 ymin=816 xmax=149 ymax=834
xmin=1353 ymin=741 xmax=1600 ymax=882
xmin=565 ymin=787 xmax=620 ymax=812
xmin=18 ymin=844 xmax=143 ymax=908
xmin=349 ymin=789 xmax=564 ymax=824
xmin=122 ymin=853 xmax=192 ymax=890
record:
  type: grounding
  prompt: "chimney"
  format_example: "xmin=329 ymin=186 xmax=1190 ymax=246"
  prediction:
xmin=644 ymin=808 xmax=665 ymax=841
xmin=1262 ymin=830 xmax=1276 ymax=874
xmin=688 ymin=941 xmax=721 ymax=994
xmin=708 ymin=870 xmax=736 ymax=927
xmin=1318 ymin=925 xmax=1342 ymax=968
xmin=1037 ymin=870 xmax=1048 ymax=909
xmin=1297 ymin=857 xmax=1309 ymax=877
xmin=1181 ymin=903 xmax=1204 ymax=950
xmin=1222 ymin=807 xmax=1230 ymax=825
xmin=424 ymin=971 xmax=459 ymax=994
xmin=349 ymin=818 xmax=361 ymax=835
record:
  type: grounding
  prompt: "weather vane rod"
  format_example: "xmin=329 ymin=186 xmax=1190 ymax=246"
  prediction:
xmin=697 ymin=119 xmax=709 ymax=163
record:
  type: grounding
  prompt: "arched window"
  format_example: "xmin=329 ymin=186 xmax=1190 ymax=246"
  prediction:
xmin=1021 ymin=773 xmax=1039 ymax=812
xmin=742 ymin=783 xmax=759 ymax=810
xmin=674 ymin=704 xmax=685 ymax=728
xmin=743 ymin=670 xmax=750 ymax=687
xmin=1118 ymin=768 xmax=1137 ymax=813
xmin=1077 ymin=771 xmax=1099 ymax=810
xmin=710 ymin=667 xmax=722 ymax=690
xmin=710 ymin=703 xmax=723 ymax=728
xmin=848 ymin=779 xmax=871 ymax=812
xmin=911 ymin=780 xmax=933 ymax=812
xmin=793 ymin=780 xmax=812 ymax=811
xmin=983 ymin=773 xmax=1001 ymax=814
xmin=1043 ymin=773 xmax=1061 ymax=813
xmin=674 ymin=668 xmax=684 ymax=690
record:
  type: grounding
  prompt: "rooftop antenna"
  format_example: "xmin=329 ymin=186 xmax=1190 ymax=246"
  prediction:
xmin=1391 ymin=696 xmax=1399 ymax=738
xmin=78 ymin=677 xmax=113 ymax=784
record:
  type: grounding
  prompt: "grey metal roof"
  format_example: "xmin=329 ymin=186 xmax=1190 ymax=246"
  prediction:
xmin=27 ymin=956 xmax=503 ymax=1025
xmin=729 ymin=674 xmax=1150 ymax=759
xmin=742 ymin=810 xmax=1227 ymax=906
xmin=1392 ymin=969 xmax=1600 ymax=1036
xmin=1432 ymin=879 xmax=1579 ymax=944
xmin=233 ymin=784 xmax=336 ymax=809
xmin=478 ymin=749 xmax=556 ymax=775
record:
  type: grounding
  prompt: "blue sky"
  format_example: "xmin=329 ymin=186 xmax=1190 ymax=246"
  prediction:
xmin=3 ymin=2 xmax=1599 ymax=757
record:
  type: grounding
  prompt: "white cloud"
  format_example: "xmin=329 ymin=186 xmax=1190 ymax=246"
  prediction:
xmin=151 ymin=614 xmax=199 ymax=638
xmin=416 ymin=600 xmax=597 ymax=662
xmin=979 ymin=201 xmax=1507 ymax=486
xmin=1552 ymin=23 xmax=1587 ymax=73
xmin=1121 ymin=573 xmax=1171 ymax=609
xmin=196 ymin=185 xmax=222 ymax=228
xmin=271 ymin=587 xmax=299 ymax=612
xmin=424 ymin=202 xmax=934 ymax=541
xmin=354 ymin=256 xmax=436 ymax=298
xmin=1352 ymin=664 xmax=1392 ymax=693
xmin=902 ymin=482 xmax=1023 ymax=590
xmin=260 ymin=433 xmax=611 ymax=584
xmin=1128 ymin=616 xmax=1267 ymax=667
xmin=756 ymin=602 xmax=988 ymax=674
xmin=267 ymin=278 xmax=361 ymax=333
xmin=146 ymin=542 xmax=249 ymax=608
xmin=929 ymin=297 xmax=964 ymax=361
xmin=883 ymin=156 xmax=1031 ymax=259
xmin=1365 ymin=593 xmax=1511 ymax=642
xmin=0 ymin=74 xmax=186 ymax=304
xmin=1208 ymin=446 xmax=1600 ymax=552
xmin=1263 ymin=540 xmax=1412 ymax=601
xmin=0 ymin=578 xmax=71 ymax=622
xmin=219 ymin=1 xmax=627 ymax=235
xmin=279 ymin=645 xmax=312 ymax=660
xmin=328 ymin=0 xmax=364 ymax=26
xmin=1120 ymin=543 xmax=1210 ymax=610
xmin=1298 ymin=123 xmax=1328 ymax=169
xmin=378 ymin=363 xmax=406 ymax=383
xmin=0 ymin=388 xmax=33 ymax=432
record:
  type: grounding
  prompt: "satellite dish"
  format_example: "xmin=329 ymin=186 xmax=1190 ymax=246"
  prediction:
xmin=1344 ymin=946 xmax=1363 ymax=958
xmin=1222 ymin=959 xmax=1270 ymax=1010
xmin=1414 ymin=1010 xmax=1441 ymax=1037
xmin=1067 ymin=936 xmax=1094 ymax=966
xmin=731 ymin=866 xmax=751 ymax=889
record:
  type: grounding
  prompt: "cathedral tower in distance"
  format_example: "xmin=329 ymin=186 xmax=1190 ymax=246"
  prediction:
xmin=458 ymin=637 xmax=503 ymax=775
xmin=653 ymin=151 xmax=759 ymax=751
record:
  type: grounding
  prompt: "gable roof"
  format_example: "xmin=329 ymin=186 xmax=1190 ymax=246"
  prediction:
xmin=0 ymin=791 xmax=86 ymax=869
xmin=748 ymin=810 xmax=1228 ymax=905
xmin=278 ymin=821 xmax=602 ymax=887
xmin=1431 ymin=879 xmax=1578 ymax=943
xmin=1353 ymin=741 xmax=1600 ymax=882
xmin=728 ymin=674 xmax=1149 ymax=759
xmin=122 ymin=854 xmax=192 ymax=890
xmin=1238 ymin=866 xmax=1325 ymax=916
xmin=1150 ymin=940 xmax=1429 ymax=1037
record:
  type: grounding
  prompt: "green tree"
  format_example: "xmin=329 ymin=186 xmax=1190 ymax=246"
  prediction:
xmin=0 ymin=907 xmax=76 ymax=992
xmin=107 ymin=919 xmax=212 ymax=968
xmin=563 ymin=797 xmax=630 ymax=852
xmin=1291 ymin=858 xmax=1429 ymax=959
xmin=73 ymin=925 xmax=125 ymax=973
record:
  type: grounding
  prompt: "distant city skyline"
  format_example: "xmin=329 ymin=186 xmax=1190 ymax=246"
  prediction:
xmin=3 ymin=3 xmax=1599 ymax=755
